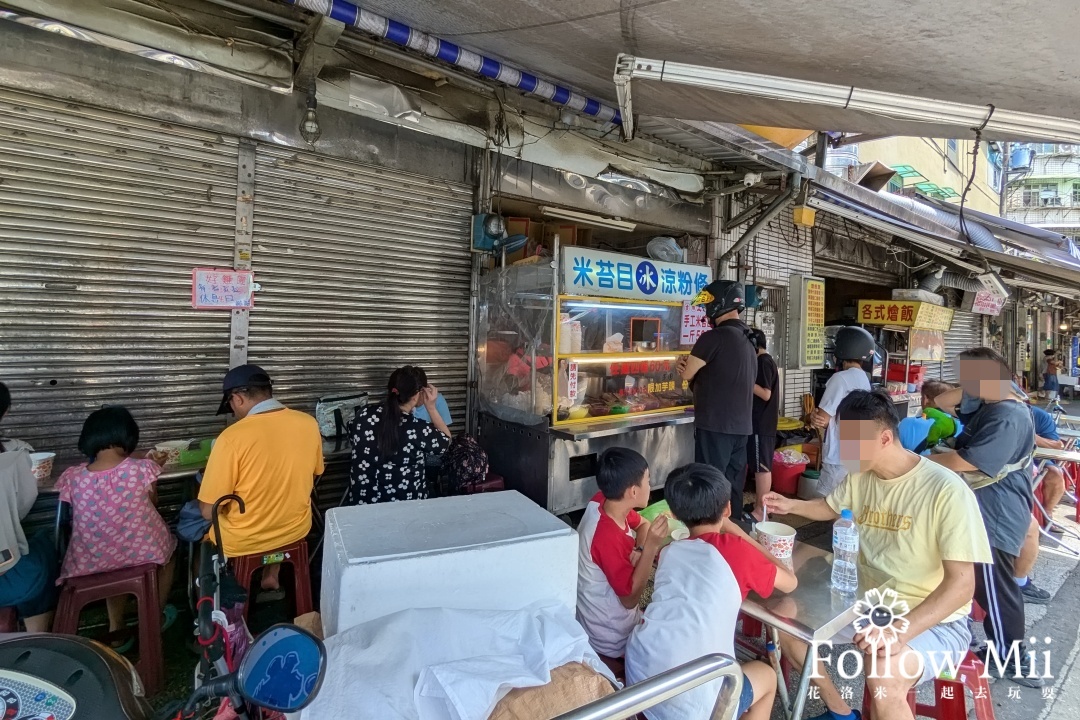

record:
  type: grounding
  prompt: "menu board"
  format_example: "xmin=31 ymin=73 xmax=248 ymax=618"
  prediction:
xmin=962 ymin=290 xmax=1007 ymax=316
xmin=803 ymin=278 xmax=826 ymax=367
xmin=680 ymin=301 xmax=711 ymax=346
xmin=192 ymin=268 xmax=254 ymax=309
xmin=788 ymin=274 xmax=826 ymax=369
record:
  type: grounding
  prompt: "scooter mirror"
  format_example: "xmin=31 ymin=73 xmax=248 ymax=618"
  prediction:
xmin=236 ymin=624 xmax=326 ymax=712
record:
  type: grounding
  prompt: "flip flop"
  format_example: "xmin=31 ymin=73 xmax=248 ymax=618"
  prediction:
xmin=256 ymin=588 xmax=287 ymax=603
xmin=111 ymin=635 xmax=135 ymax=655
xmin=161 ymin=603 xmax=178 ymax=633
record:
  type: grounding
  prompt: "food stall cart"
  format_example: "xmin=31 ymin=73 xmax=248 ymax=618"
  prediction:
xmin=475 ymin=243 xmax=711 ymax=515
xmin=856 ymin=299 xmax=953 ymax=417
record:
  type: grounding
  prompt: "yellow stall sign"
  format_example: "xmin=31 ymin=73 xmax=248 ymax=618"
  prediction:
xmin=857 ymin=300 xmax=953 ymax=331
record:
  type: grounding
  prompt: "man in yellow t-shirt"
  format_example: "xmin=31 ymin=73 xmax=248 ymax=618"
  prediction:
xmin=199 ymin=365 xmax=324 ymax=596
xmin=764 ymin=389 xmax=992 ymax=720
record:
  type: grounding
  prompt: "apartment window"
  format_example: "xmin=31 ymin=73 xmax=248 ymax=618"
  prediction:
xmin=1023 ymin=183 xmax=1060 ymax=206
xmin=987 ymin=161 xmax=1002 ymax=190
xmin=1072 ymin=183 xmax=1080 ymax=206
xmin=947 ymin=138 xmax=959 ymax=165
xmin=887 ymin=176 xmax=904 ymax=195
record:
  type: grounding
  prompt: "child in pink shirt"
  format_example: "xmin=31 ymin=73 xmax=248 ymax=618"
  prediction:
xmin=55 ymin=407 xmax=177 ymax=641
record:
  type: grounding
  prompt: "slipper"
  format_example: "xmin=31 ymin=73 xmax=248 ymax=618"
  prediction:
xmin=111 ymin=635 xmax=135 ymax=655
xmin=161 ymin=604 xmax=178 ymax=633
xmin=256 ymin=588 xmax=287 ymax=603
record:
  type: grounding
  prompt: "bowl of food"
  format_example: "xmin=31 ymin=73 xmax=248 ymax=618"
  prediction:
xmin=29 ymin=452 xmax=56 ymax=485
xmin=153 ymin=440 xmax=191 ymax=468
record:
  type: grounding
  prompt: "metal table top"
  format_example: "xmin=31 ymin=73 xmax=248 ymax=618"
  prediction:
xmin=1034 ymin=447 xmax=1080 ymax=463
xmin=1054 ymin=413 xmax=1080 ymax=425
xmin=548 ymin=410 xmax=695 ymax=441
xmin=740 ymin=542 xmax=894 ymax=645
xmin=1055 ymin=427 xmax=1080 ymax=439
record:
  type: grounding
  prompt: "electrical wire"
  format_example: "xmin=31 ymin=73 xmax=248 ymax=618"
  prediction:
xmin=957 ymin=105 xmax=996 ymax=274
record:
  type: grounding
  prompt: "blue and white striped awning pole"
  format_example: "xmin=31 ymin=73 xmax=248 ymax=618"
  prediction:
xmin=288 ymin=0 xmax=622 ymax=125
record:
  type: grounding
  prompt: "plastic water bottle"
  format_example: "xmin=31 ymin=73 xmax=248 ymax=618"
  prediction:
xmin=831 ymin=509 xmax=860 ymax=594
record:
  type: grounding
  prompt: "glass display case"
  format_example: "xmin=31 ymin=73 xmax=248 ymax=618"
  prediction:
xmin=553 ymin=296 xmax=693 ymax=425
xmin=475 ymin=244 xmax=713 ymax=514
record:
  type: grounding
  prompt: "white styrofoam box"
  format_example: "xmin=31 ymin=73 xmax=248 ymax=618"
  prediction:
xmin=320 ymin=491 xmax=578 ymax=637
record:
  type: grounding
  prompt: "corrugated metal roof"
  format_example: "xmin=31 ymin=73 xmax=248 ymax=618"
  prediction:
xmin=635 ymin=117 xmax=786 ymax=172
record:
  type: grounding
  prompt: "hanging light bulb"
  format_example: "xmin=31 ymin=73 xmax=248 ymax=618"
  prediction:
xmin=299 ymin=91 xmax=321 ymax=144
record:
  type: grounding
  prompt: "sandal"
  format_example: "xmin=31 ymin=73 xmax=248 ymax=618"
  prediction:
xmin=111 ymin=635 xmax=135 ymax=655
xmin=256 ymin=588 xmax=287 ymax=603
xmin=161 ymin=603 xmax=178 ymax=633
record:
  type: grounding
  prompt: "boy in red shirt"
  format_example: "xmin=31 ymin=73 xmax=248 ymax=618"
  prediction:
xmin=626 ymin=464 xmax=796 ymax=720
xmin=576 ymin=448 xmax=668 ymax=666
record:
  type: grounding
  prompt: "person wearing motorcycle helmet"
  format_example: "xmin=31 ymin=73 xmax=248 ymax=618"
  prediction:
xmin=811 ymin=326 xmax=873 ymax=494
xmin=677 ymin=280 xmax=757 ymax=514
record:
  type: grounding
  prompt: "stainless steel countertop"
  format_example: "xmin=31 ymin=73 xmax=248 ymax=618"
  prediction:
xmin=740 ymin=542 xmax=895 ymax=644
xmin=548 ymin=410 xmax=696 ymax=441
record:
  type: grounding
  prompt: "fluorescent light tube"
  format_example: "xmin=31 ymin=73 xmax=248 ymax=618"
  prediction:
xmin=540 ymin=206 xmax=637 ymax=231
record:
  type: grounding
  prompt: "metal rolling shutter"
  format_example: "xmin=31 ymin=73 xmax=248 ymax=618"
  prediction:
xmin=941 ymin=311 xmax=984 ymax=383
xmin=248 ymin=145 xmax=472 ymax=423
xmin=0 ymin=89 xmax=238 ymax=462
xmin=813 ymin=256 xmax=900 ymax=287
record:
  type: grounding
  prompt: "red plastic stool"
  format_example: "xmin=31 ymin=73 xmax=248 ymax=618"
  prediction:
xmin=230 ymin=540 xmax=313 ymax=620
xmin=862 ymin=652 xmax=995 ymax=720
xmin=0 ymin=607 xmax=17 ymax=633
xmin=53 ymin=564 xmax=163 ymax=695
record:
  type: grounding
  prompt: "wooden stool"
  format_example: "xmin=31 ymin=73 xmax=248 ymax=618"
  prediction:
xmin=230 ymin=539 xmax=313 ymax=620
xmin=53 ymin=564 xmax=163 ymax=695
xmin=0 ymin=607 xmax=17 ymax=633
xmin=862 ymin=652 xmax=994 ymax=720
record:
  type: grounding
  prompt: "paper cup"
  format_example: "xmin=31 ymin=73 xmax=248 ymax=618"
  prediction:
xmin=755 ymin=521 xmax=796 ymax=560
xmin=29 ymin=452 xmax=56 ymax=485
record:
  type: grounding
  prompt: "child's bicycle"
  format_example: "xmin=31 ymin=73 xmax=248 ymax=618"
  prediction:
xmin=159 ymin=495 xmax=327 ymax=720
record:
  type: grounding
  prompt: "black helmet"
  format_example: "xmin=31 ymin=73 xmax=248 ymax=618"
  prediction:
xmin=692 ymin=280 xmax=745 ymax=320
xmin=834 ymin=326 xmax=875 ymax=363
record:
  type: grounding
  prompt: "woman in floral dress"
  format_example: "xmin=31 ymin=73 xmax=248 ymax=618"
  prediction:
xmin=345 ymin=366 xmax=451 ymax=505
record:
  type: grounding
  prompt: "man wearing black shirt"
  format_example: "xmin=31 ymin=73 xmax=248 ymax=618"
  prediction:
xmin=677 ymin=280 xmax=757 ymax=509
xmin=749 ymin=329 xmax=780 ymax=522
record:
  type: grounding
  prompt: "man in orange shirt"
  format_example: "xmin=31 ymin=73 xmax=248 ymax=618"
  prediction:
xmin=199 ymin=365 xmax=323 ymax=596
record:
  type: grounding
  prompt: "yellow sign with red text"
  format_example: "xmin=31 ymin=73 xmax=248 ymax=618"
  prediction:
xmin=857 ymin=300 xmax=953 ymax=331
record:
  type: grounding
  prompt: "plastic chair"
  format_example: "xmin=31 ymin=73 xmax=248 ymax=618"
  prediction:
xmin=0 ymin=607 xmax=17 ymax=633
xmin=861 ymin=652 xmax=994 ymax=720
xmin=229 ymin=539 xmax=313 ymax=620
xmin=53 ymin=564 xmax=164 ymax=695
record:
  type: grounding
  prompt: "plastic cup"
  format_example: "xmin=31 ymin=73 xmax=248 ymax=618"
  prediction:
xmin=755 ymin=521 xmax=797 ymax=561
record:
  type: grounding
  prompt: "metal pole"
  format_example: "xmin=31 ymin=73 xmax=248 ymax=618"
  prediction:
xmin=999 ymin=141 xmax=1011 ymax=217
xmin=814 ymin=131 xmax=829 ymax=169
xmin=552 ymin=654 xmax=742 ymax=720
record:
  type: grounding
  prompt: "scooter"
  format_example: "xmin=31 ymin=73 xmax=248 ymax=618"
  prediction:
xmin=0 ymin=495 xmax=327 ymax=720
xmin=0 ymin=622 xmax=325 ymax=720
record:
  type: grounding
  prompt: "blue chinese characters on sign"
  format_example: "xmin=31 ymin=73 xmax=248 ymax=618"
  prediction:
xmin=563 ymin=247 xmax=711 ymax=302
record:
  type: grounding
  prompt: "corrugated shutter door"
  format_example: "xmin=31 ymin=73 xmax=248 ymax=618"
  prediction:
xmin=249 ymin=145 xmax=472 ymax=420
xmin=0 ymin=89 xmax=237 ymax=461
xmin=941 ymin=311 xmax=984 ymax=383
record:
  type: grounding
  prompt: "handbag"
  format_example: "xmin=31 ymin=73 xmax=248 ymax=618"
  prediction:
xmin=315 ymin=392 xmax=369 ymax=439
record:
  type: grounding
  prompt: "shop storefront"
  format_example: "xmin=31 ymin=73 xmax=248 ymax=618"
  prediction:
xmin=476 ymin=245 xmax=710 ymax=515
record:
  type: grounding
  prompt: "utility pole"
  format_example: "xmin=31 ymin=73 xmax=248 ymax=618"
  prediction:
xmin=999 ymin=141 xmax=1010 ymax=217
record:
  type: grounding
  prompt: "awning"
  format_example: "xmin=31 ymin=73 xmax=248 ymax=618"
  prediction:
xmin=333 ymin=0 xmax=1080 ymax=142
xmin=807 ymin=185 xmax=1080 ymax=299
